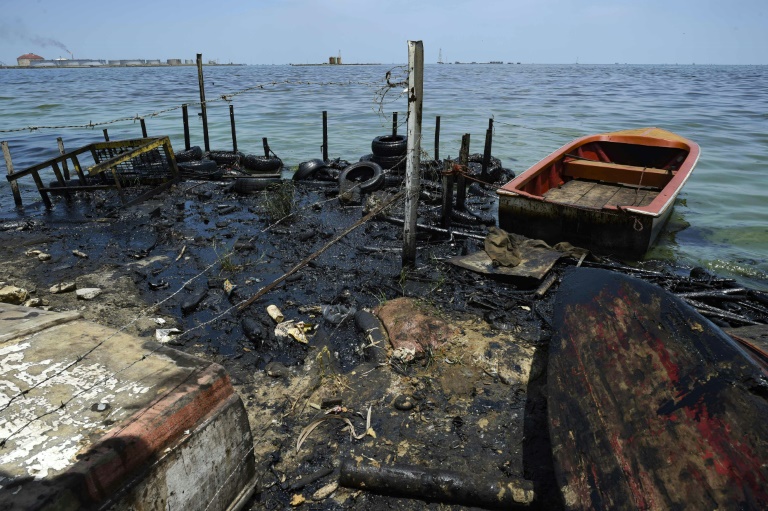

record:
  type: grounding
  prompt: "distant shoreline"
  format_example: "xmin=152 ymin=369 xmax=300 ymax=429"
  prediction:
xmin=0 ymin=63 xmax=245 ymax=70
xmin=289 ymin=63 xmax=381 ymax=66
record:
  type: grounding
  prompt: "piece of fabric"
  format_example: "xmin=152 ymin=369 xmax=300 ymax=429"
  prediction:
xmin=484 ymin=227 xmax=588 ymax=267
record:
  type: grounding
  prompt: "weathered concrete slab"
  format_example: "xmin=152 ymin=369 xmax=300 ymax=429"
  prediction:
xmin=0 ymin=303 xmax=81 ymax=344
xmin=0 ymin=305 xmax=255 ymax=510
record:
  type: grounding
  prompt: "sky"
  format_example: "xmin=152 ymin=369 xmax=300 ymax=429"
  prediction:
xmin=1 ymin=0 xmax=766 ymax=66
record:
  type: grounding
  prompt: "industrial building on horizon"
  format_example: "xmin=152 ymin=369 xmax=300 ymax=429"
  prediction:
xmin=14 ymin=53 xmax=237 ymax=68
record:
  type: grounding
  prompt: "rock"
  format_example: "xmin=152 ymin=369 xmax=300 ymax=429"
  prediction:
xmin=242 ymin=317 xmax=264 ymax=345
xmin=37 ymin=253 xmax=52 ymax=262
xmin=72 ymin=250 xmax=88 ymax=258
xmin=76 ymin=288 xmax=102 ymax=300
xmin=50 ymin=282 xmax=76 ymax=294
xmin=23 ymin=297 xmax=48 ymax=307
xmin=266 ymin=361 xmax=289 ymax=378
xmin=0 ymin=286 xmax=29 ymax=305
xmin=181 ymin=288 xmax=208 ymax=314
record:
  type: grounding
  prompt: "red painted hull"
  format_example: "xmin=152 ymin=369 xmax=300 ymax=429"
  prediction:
xmin=549 ymin=268 xmax=768 ymax=510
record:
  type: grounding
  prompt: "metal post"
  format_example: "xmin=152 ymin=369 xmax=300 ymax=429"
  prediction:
xmin=140 ymin=118 xmax=148 ymax=138
xmin=322 ymin=111 xmax=328 ymax=161
xmin=392 ymin=112 xmax=398 ymax=137
xmin=2 ymin=141 xmax=22 ymax=207
xmin=196 ymin=53 xmax=210 ymax=152
xmin=402 ymin=41 xmax=423 ymax=268
xmin=229 ymin=105 xmax=238 ymax=153
xmin=56 ymin=137 xmax=70 ymax=179
xmin=182 ymin=104 xmax=191 ymax=150
xmin=434 ymin=116 xmax=441 ymax=161
xmin=262 ymin=137 xmax=270 ymax=158
xmin=456 ymin=133 xmax=470 ymax=211
xmin=102 ymin=129 xmax=110 ymax=141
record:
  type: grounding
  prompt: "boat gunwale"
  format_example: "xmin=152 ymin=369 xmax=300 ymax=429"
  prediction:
xmin=497 ymin=128 xmax=700 ymax=218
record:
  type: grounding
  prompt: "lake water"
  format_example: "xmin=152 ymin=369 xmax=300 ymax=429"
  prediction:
xmin=1 ymin=63 xmax=766 ymax=289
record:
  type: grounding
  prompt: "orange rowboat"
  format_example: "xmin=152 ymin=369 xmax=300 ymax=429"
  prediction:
xmin=497 ymin=127 xmax=700 ymax=257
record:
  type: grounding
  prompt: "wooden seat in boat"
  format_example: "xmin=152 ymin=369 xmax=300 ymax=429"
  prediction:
xmin=563 ymin=159 xmax=672 ymax=188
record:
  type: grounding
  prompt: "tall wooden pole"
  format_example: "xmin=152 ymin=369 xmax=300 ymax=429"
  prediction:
xmin=196 ymin=53 xmax=210 ymax=152
xmin=56 ymin=137 xmax=70 ymax=180
xmin=182 ymin=104 xmax=191 ymax=150
xmin=322 ymin=110 xmax=328 ymax=161
xmin=434 ymin=115 xmax=441 ymax=161
xmin=392 ymin=112 xmax=398 ymax=137
xmin=229 ymin=105 xmax=238 ymax=152
xmin=402 ymin=41 xmax=424 ymax=268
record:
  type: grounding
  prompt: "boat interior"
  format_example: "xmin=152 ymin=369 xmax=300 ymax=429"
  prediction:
xmin=518 ymin=141 xmax=690 ymax=209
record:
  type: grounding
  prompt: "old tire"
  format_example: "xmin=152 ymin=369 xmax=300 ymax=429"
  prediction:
xmin=233 ymin=177 xmax=282 ymax=194
xmin=372 ymin=135 xmax=407 ymax=158
xmin=174 ymin=146 xmax=203 ymax=163
xmin=207 ymin=150 xmax=243 ymax=166
xmin=338 ymin=161 xmax=385 ymax=193
xmin=372 ymin=154 xmax=405 ymax=173
xmin=293 ymin=159 xmax=329 ymax=181
xmin=178 ymin=159 xmax=222 ymax=179
xmin=243 ymin=154 xmax=282 ymax=173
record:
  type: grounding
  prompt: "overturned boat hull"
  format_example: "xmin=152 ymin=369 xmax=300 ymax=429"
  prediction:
xmin=549 ymin=268 xmax=768 ymax=510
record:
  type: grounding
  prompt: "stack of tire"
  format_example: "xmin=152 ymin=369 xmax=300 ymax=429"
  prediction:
xmin=366 ymin=134 xmax=407 ymax=173
xmin=173 ymin=146 xmax=223 ymax=180
xmin=233 ymin=155 xmax=283 ymax=194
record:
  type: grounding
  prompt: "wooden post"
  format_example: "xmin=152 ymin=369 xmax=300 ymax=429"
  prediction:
xmin=262 ymin=137 xmax=270 ymax=158
xmin=392 ymin=112 xmax=398 ymax=137
xmin=102 ymin=129 xmax=110 ymax=141
xmin=441 ymin=159 xmax=453 ymax=229
xmin=402 ymin=41 xmax=423 ymax=268
xmin=140 ymin=118 xmax=148 ymax=138
xmin=456 ymin=133 xmax=470 ymax=211
xmin=182 ymin=104 xmax=191 ymax=150
xmin=434 ymin=115 xmax=441 ymax=161
xmin=229 ymin=105 xmax=238 ymax=153
xmin=56 ymin=137 xmax=70 ymax=179
xmin=481 ymin=127 xmax=493 ymax=177
xmin=196 ymin=53 xmax=210 ymax=152
xmin=2 ymin=141 xmax=22 ymax=207
xmin=322 ymin=111 xmax=328 ymax=161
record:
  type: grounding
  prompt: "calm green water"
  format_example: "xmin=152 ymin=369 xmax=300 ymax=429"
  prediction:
xmin=1 ymin=64 xmax=766 ymax=289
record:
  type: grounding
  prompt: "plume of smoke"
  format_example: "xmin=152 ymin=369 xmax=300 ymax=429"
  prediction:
xmin=0 ymin=19 xmax=69 ymax=54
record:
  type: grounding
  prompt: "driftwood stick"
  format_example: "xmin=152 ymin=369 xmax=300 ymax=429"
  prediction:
xmin=339 ymin=459 xmax=534 ymax=509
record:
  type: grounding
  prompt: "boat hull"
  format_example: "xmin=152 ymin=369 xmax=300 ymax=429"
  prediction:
xmin=496 ymin=127 xmax=699 ymax=257
xmin=549 ymin=268 xmax=768 ymax=510
xmin=497 ymin=191 xmax=672 ymax=257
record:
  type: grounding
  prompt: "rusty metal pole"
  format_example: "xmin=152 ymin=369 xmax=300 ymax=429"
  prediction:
xmin=402 ymin=41 xmax=423 ymax=268
xmin=322 ymin=111 xmax=328 ymax=161
xmin=262 ymin=137 xmax=270 ymax=158
xmin=140 ymin=118 xmax=148 ymax=138
xmin=102 ymin=128 xmax=110 ymax=141
xmin=2 ymin=141 xmax=22 ymax=207
xmin=182 ymin=104 xmax=191 ymax=150
xmin=196 ymin=53 xmax=210 ymax=152
xmin=229 ymin=105 xmax=238 ymax=153
xmin=434 ymin=115 xmax=441 ymax=161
